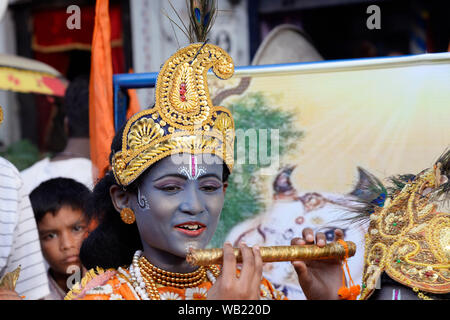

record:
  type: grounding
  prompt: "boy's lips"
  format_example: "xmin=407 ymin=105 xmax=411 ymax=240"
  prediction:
xmin=63 ymin=255 xmax=79 ymax=264
xmin=174 ymin=222 xmax=206 ymax=237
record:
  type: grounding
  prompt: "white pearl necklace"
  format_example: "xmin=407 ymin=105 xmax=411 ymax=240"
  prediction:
xmin=128 ymin=250 xmax=218 ymax=300
xmin=129 ymin=250 xmax=150 ymax=300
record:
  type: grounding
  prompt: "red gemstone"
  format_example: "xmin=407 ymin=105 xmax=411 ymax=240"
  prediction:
xmin=180 ymin=82 xmax=187 ymax=100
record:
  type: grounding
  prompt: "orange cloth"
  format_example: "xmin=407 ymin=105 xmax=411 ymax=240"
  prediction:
xmin=126 ymin=69 xmax=141 ymax=120
xmin=78 ymin=273 xmax=138 ymax=300
xmin=126 ymin=88 xmax=140 ymax=120
xmin=89 ymin=0 xmax=115 ymax=182
xmin=67 ymin=267 xmax=287 ymax=300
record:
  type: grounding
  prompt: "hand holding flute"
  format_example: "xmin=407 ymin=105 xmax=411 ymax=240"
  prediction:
xmin=206 ymin=228 xmax=349 ymax=300
xmin=291 ymin=228 xmax=347 ymax=300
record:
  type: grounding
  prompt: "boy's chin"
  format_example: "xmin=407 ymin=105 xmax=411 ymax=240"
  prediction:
xmin=168 ymin=243 xmax=206 ymax=260
xmin=57 ymin=262 xmax=81 ymax=274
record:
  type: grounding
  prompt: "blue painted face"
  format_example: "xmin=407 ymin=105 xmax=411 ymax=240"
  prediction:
xmin=130 ymin=153 xmax=226 ymax=272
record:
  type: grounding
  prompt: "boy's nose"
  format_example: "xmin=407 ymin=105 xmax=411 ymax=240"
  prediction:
xmin=60 ymin=231 xmax=76 ymax=251
xmin=179 ymin=185 xmax=205 ymax=215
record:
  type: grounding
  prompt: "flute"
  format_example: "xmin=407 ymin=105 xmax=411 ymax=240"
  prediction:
xmin=186 ymin=241 xmax=356 ymax=266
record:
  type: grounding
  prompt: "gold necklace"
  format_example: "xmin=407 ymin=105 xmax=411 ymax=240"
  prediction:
xmin=139 ymin=257 xmax=207 ymax=288
xmin=133 ymin=255 xmax=221 ymax=300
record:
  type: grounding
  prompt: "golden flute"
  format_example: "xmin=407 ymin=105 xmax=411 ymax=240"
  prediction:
xmin=186 ymin=241 xmax=356 ymax=266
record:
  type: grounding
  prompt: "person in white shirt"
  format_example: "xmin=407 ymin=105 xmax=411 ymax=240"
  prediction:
xmin=0 ymin=156 xmax=50 ymax=300
xmin=21 ymin=75 xmax=93 ymax=194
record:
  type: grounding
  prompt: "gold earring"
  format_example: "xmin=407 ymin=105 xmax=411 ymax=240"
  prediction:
xmin=120 ymin=208 xmax=135 ymax=224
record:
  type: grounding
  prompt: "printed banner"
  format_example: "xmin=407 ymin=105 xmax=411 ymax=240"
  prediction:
xmin=208 ymin=53 xmax=450 ymax=299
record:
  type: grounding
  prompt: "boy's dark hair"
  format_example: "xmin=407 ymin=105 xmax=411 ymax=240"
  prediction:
xmin=63 ymin=75 xmax=90 ymax=138
xmin=29 ymin=178 xmax=91 ymax=223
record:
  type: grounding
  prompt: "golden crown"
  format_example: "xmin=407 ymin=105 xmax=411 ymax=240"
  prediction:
xmin=359 ymin=159 xmax=450 ymax=299
xmin=112 ymin=43 xmax=235 ymax=186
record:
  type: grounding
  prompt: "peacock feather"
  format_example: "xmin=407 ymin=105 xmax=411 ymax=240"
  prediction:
xmin=344 ymin=149 xmax=450 ymax=226
xmin=164 ymin=0 xmax=218 ymax=45
xmin=386 ymin=173 xmax=416 ymax=195
xmin=344 ymin=167 xmax=388 ymax=227
xmin=187 ymin=0 xmax=217 ymax=43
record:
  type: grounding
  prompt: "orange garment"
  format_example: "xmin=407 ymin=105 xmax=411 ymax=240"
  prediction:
xmin=89 ymin=0 xmax=115 ymax=182
xmin=65 ymin=267 xmax=287 ymax=300
xmin=126 ymin=68 xmax=141 ymax=120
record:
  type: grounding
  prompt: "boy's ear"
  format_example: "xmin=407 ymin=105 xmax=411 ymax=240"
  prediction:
xmin=223 ymin=181 xmax=229 ymax=194
xmin=109 ymin=185 xmax=132 ymax=213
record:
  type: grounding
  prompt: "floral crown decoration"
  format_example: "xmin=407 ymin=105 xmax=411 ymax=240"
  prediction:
xmin=349 ymin=150 xmax=450 ymax=299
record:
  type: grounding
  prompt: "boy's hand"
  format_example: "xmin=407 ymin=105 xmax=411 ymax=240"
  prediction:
xmin=291 ymin=228 xmax=344 ymax=300
xmin=207 ymin=242 xmax=263 ymax=300
xmin=0 ymin=288 xmax=23 ymax=300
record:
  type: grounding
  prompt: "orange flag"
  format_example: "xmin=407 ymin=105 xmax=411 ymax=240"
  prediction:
xmin=126 ymin=68 xmax=141 ymax=120
xmin=89 ymin=0 xmax=114 ymax=183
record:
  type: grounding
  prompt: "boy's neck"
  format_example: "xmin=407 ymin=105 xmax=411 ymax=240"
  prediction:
xmin=52 ymin=138 xmax=90 ymax=161
xmin=49 ymin=269 xmax=71 ymax=293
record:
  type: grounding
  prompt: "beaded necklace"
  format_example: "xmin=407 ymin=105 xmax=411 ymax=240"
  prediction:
xmin=128 ymin=250 xmax=220 ymax=300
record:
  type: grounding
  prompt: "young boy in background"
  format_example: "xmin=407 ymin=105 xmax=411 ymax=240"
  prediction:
xmin=29 ymin=178 xmax=92 ymax=300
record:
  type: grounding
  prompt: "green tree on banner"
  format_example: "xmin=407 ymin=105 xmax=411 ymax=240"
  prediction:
xmin=210 ymin=92 xmax=304 ymax=247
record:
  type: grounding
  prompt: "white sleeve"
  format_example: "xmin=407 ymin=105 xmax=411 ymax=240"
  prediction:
xmin=0 ymin=159 xmax=50 ymax=300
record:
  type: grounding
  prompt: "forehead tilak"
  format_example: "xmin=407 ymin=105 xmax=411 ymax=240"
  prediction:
xmin=178 ymin=154 xmax=207 ymax=181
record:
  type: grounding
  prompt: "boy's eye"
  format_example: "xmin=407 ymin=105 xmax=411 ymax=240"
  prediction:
xmin=73 ymin=225 xmax=85 ymax=232
xmin=159 ymin=185 xmax=182 ymax=193
xmin=199 ymin=179 xmax=222 ymax=192
xmin=43 ymin=233 xmax=57 ymax=241
xmin=200 ymin=185 xmax=221 ymax=192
